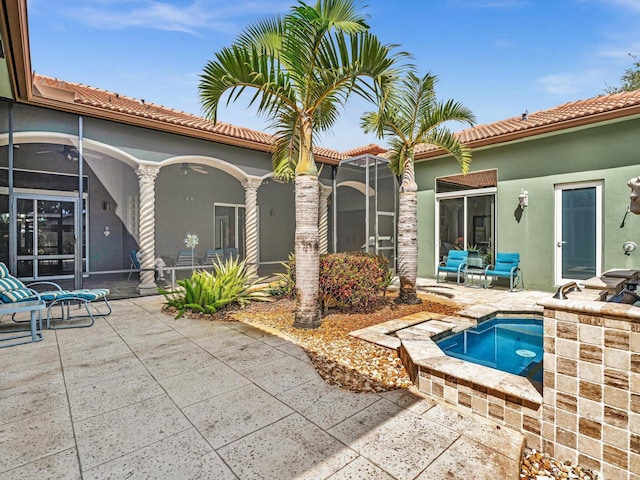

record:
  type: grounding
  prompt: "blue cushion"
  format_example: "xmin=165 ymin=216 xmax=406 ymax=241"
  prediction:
xmin=0 ymin=262 xmax=9 ymax=278
xmin=59 ymin=289 xmax=110 ymax=302
xmin=485 ymin=268 xmax=514 ymax=278
xmin=0 ymin=277 xmax=26 ymax=292
xmin=40 ymin=290 xmax=72 ymax=302
xmin=0 ymin=288 xmax=37 ymax=303
xmin=438 ymin=265 xmax=464 ymax=273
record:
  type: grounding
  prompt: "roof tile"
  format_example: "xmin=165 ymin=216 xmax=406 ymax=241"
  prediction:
xmin=415 ymin=89 xmax=640 ymax=157
xmin=33 ymin=74 xmax=352 ymax=162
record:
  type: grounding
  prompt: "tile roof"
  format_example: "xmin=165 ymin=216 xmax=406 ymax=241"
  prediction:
xmin=438 ymin=169 xmax=497 ymax=189
xmin=342 ymin=143 xmax=388 ymax=157
xmin=415 ymin=89 xmax=640 ymax=159
xmin=32 ymin=74 xmax=345 ymax=163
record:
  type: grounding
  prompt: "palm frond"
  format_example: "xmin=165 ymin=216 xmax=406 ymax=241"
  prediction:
xmin=362 ymin=71 xmax=475 ymax=175
xmin=421 ymin=128 xmax=473 ymax=173
xmin=198 ymin=44 xmax=296 ymax=122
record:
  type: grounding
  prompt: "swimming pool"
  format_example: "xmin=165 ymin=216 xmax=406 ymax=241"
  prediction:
xmin=435 ymin=317 xmax=543 ymax=382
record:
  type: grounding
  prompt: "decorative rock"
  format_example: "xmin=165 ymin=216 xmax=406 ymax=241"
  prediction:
xmin=521 ymin=448 xmax=599 ymax=480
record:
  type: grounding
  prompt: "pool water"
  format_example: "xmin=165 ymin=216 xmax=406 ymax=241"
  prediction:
xmin=436 ymin=317 xmax=543 ymax=382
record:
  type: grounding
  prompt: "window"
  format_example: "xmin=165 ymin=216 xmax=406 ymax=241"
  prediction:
xmin=436 ymin=170 xmax=497 ymax=268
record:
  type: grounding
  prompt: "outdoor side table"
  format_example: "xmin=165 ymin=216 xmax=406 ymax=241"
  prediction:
xmin=0 ymin=300 xmax=46 ymax=348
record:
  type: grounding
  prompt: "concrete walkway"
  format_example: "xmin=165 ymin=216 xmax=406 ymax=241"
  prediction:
xmin=1 ymin=294 xmax=524 ymax=480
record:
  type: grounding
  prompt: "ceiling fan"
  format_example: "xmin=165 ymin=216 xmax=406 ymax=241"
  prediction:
xmin=181 ymin=163 xmax=209 ymax=175
xmin=35 ymin=144 xmax=78 ymax=161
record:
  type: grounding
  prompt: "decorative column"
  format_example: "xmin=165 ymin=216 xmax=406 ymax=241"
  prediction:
xmin=318 ymin=184 xmax=332 ymax=254
xmin=243 ymin=176 xmax=262 ymax=276
xmin=136 ymin=164 xmax=160 ymax=294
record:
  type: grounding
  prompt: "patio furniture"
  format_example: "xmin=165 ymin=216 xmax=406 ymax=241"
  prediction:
xmin=0 ymin=262 xmax=46 ymax=347
xmin=203 ymin=249 xmax=224 ymax=266
xmin=175 ymin=249 xmax=199 ymax=267
xmin=437 ymin=250 xmax=468 ymax=285
xmin=483 ymin=252 xmax=523 ymax=291
xmin=223 ymin=248 xmax=239 ymax=262
xmin=26 ymin=281 xmax=111 ymax=329
xmin=128 ymin=249 xmax=140 ymax=281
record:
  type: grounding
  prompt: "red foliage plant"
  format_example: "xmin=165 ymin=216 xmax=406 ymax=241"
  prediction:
xmin=319 ymin=252 xmax=391 ymax=312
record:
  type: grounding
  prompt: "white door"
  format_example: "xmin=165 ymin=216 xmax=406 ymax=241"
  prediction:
xmin=554 ymin=182 xmax=602 ymax=285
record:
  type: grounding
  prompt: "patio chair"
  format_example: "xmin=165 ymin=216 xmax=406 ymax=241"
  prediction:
xmin=203 ymin=249 xmax=224 ymax=266
xmin=175 ymin=249 xmax=199 ymax=267
xmin=128 ymin=249 xmax=140 ymax=281
xmin=223 ymin=248 xmax=239 ymax=262
xmin=437 ymin=250 xmax=468 ymax=285
xmin=483 ymin=252 xmax=524 ymax=292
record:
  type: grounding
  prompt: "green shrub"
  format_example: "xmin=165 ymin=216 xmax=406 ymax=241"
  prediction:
xmin=160 ymin=257 xmax=270 ymax=319
xmin=272 ymin=252 xmax=392 ymax=312
xmin=269 ymin=253 xmax=296 ymax=298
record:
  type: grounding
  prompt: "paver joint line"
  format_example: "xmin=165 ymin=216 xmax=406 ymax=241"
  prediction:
xmin=0 ymin=294 xmax=525 ymax=480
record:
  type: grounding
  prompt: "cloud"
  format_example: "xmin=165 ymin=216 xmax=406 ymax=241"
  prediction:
xmin=62 ymin=0 xmax=289 ymax=35
xmin=493 ymin=38 xmax=517 ymax=48
xmin=601 ymin=0 xmax=640 ymax=12
xmin=538 ymin=74 xmax=582 ymax=95
xmin=538 ymin=70 xmax=605 ymax=95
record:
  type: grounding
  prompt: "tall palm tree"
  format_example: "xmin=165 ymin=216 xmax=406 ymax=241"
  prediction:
xmin=362 ymin=72 xmax=475 ymax=304
xmin=199 ymin=0 xmax=407 ymax=328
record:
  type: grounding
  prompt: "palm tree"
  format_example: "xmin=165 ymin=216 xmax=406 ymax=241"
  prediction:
xmin=199 ymin=0 xmax=407 ymax=328
xmin=362 ymin=72 xmax=475 ymax=304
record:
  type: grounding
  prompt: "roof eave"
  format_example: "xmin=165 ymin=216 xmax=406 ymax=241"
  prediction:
xmin=415 ymin=104 xmax=640 ymax=161
xmin=0 ymin=0 xmax=32 ymax=101
xmin=24 ymin=91 xmax=341 ymax=165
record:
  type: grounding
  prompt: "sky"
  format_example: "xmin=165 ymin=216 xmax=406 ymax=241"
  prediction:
xmin=25 ymin=0 xmax=640 ymax=152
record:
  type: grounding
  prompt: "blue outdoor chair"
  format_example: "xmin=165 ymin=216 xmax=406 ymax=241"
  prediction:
xmin=128 ymin=249 xmax=140 ymax=281
xmin=223 ymin=248 xmax=239 ymax=262
xmin=204 ymin=249 xmax=224 ymax=266
xmin=483 ymin=252 xmax=523 ymax=291
xmin=176 ymin=249 xmax=200 ymax=267
xmin=437 ymin=250 xmax=468 ymax=285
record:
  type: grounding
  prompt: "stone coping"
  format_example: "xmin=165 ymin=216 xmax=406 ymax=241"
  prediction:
xmin=351 ymin=307 xmax=545 ymax=407
xmin=538 ymin=296 xmax=640 ymax=322
xmin=397 ymin=326 xmax=543 ymax=407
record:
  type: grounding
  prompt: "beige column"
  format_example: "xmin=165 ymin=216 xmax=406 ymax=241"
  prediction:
xmin=318 ymin=184 xmax=332 ymax=254
xmin=136 ymin=164 xmax=160 ymax=294
xmin=242 ymin=176 xmax=262 ymax=276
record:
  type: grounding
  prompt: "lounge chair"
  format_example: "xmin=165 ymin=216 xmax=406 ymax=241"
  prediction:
xmin=26 ymin=281 xmax=111 ymax=329
xmin=0 ymin=263 xmax=45 ymax=347
xmin=437 ymin=250 xmax=468 ymax=285
xmin=483 ymin=252 xmax=523 ymax=291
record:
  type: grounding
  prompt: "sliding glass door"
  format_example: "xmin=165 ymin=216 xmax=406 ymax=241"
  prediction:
xmin=437 ymin=193 xmax=495 ymax=269
xmin=14 ymin=194 xmax=85 ymax=279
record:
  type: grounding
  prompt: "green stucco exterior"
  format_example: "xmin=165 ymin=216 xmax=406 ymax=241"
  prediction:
xmin=415 ymin=115 xmax=640 ymax=291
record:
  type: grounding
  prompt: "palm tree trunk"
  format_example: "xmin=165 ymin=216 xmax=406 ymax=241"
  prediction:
xmin=293 ymin=174 xmax=322 ymax=328
xmin=396 ymin=156 xmax=421 ymax=304
xmin=293 ymin=113 xmax=322 ymax=328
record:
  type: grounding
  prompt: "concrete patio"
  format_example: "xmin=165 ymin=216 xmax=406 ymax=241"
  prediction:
xmin=1 ymin=293 xmax=527 ymax=480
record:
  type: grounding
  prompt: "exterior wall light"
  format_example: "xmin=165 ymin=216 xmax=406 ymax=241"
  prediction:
xmin=518 ymin=189 xmax=529 ymax=208
xmin=623 ymin=241 xmax=637 ymax=255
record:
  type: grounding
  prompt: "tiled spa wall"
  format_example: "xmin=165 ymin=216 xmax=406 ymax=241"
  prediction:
xmin=539 ymin=299 xmax=640 ymax=480
xmin=400 ymin=299 xmax=639 ymax=479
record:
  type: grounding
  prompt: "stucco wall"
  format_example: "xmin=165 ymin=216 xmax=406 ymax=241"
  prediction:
xmin=415 ymin=116 xmax=640 ymax=290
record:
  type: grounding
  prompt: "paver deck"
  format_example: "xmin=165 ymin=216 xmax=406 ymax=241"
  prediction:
xmin=1 ymin=292 xmax=525 ymax=480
